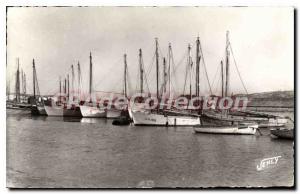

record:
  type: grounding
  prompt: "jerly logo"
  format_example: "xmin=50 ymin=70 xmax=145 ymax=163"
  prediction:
xmin=256 ymin=156 xmax=281 ymax=171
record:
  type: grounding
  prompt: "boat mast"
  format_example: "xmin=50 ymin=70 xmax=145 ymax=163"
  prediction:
xmin=32 ymin=59 xmax=36 ymax=100
xmin=139 ymin=49 xmax=143 ymax=94
xmin=23 ymin=72 xmax=26 ymax=98
xmin=155 ymin=38 xmax=159 ymax=100
xmin=163 ymin=57 xmax=167 ymax=95
xmin=15 ymin=58 xmax=20 ymax=103
xmin=77 ymin=61 xmax=81 ymax=101
xmin=59 ymin=76 xmax=61 ymax=103
xmin=168 ymin=43 xmax=172 ymax=98
xmin=195 ymin=37 xmax=201 ymax=97
xmin=89 ymin=52 xmax=93 ymax=102
xmin=124 ymin=54 xmax=128 ymax=98
xmin=64 ymin=78 xmax=66 ymax=95
xmin=21 ymin=69 xmax=23 ymax=101
xmin=67 ymin=74 xmax=69 ymax=101
xmin=225 ymin=31 xmax=230 ymax=97
xmin=71 ymin=64 xmax=74 ymax=100
xmin=221 ymin=61 xmax=224 ymax=97
xmin=59 ymin=76 xmax=61 ymax=94
xmin=188 ymin=44 xmax=192 ymax=100
xmin=7 ymin=78 xmax=10 ymax=101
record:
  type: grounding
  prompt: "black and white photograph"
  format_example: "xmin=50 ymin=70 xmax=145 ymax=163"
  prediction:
xmin=5 ymin=5 xmax=295 ymax=189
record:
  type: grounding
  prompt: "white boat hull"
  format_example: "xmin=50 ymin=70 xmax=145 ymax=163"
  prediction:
xmin=131 ymin=110 xmax=201 ymax=126
xmin=194 ymin=125 xmax=257 ymax=135
xmin=79 ymin=105 xmax=106 ymax=118
xmin=106 ymin=109 xmax=122 ymax=118
xmin=44 ymin=106 xmax=63 ymax=116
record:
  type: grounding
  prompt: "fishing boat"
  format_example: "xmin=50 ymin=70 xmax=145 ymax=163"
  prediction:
xmin=194 ymin=124 xmax=258 ymax=135
xmin=31 ymin=104 xmax=47 ymax=115
xmin=7 ymin=58 xmax=32 ymax=113
xmin=44 ymin=105 xmax=63 ymax=116
xmin=106 ymin=54 xmax=130 ymax=119
xmin=201 ymin=31 xmax=287 ymax=127
xmin=63 ymin=65 xmax=82 ymax=117
xmin=130 ymin=39 xmax=201 ymax=126
xmin=80 ymin=52 xmax=106 ymax=118
xmin=106 ymin=108 xmax=121 ymax=118
xmin=30 ymin=59 xmax=47 ymax=116
xmin=45 ymin=74 xmax=66 ymax=116
xmin=80 ymin=103 xmax=106 ymax=118
xmin=131 ymin=109 xmax=200 ymax=126
xmin=270 ymin=128 xmax=294 ymax=139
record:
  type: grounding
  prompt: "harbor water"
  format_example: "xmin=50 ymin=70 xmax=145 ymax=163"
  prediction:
xmin=7 ymin=110 xmax=294 ymax=188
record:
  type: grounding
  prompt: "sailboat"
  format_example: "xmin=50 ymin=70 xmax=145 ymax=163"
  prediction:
xmin=44 ymin=77 xmax=64 ymax=116
xmin=63 ymin=64 xmax=82 ymax=117
xmin=30 ymin=59 xmax=47 ymax=116
xmin=128 ymin=49 xmax=149 ymax=119
xmin=7 ymin=58 xmax=31 ymax=112
xmin=106 ymin=54 xmax=130 ymax=119
xmin=130 ymin=38 xmax=201 ymax=126
xmin=80 ymin=52 xmax=106 ymax=118
xmin=201 ymin=31 xmax=287 ymax=127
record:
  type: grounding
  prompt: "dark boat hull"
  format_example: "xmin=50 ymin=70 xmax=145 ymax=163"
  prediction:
xmin=63 ymin=107 xmax=82 ymax=117
xmin=31 ymin=106 xmax=47 ymax=116
xmin=270 ymin=129 xmax=294 ymax=139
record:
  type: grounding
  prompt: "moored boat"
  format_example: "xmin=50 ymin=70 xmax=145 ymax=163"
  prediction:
xmin=194 ymin=124 xmax=258 ymax=135
xmin=106 ymin=108 xmax=122 ymax=118
xmin=63 ymin=105 xmax=82 ymax=117
xmin=44 ymin=105 xmax=64 ymax=116
xmin=270 ymin=128 xmax=294 ymax=139
xmin=131 ymin=109 xmax=200 ymax=126
xmin=31 ymin=105 xmax=47 ymax=116
xmin=79 ymin=105 xmax=106 ymax=118
xmin=201 ymin=110 xmax=287 ymax=128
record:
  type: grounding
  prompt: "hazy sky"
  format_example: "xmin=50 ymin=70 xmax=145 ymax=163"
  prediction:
xmin=7 ymin=7 xmax=294 ymax=96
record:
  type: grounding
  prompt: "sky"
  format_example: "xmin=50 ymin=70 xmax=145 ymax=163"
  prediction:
xmin=6 ymin=7 xmax=294 ymax=96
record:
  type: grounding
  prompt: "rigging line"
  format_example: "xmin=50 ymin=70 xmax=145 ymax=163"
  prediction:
xmin=211 ymin=62 xmax=221 ymax=89
xmin=199 ymin=39 xmax=213 ymax=95
xmin=229 ymin=42 xmax=249 ymax=95
xmin=143 ymin=52 xmax=156 ymax=95
xmin=143 ymin=61 xmax=151 ymax=94
xmin=158 ymin=44 xmax=165 ymax=60
xmin=214 ymin=72 xmax=221 ymax=95
xmin=93 ymin=58 xmax=122 ymax=88
xmin=173 ymin=50 xmax=188 ymax=73
xmin=145 ymin=52 xmax=156 ymax=77
xmin=170 ymin=50 xmax=179 ymax=93
xmin=127 ymin=71 xmax=134 ymax=96
xmin=182 ymin=60 xmax=189 ymax=96
xmin=134 ymin=61 xmax=139 ymax=93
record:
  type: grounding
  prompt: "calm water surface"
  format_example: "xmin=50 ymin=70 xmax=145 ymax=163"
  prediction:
xmin=7 ymin=111 xmax=294 ymax=188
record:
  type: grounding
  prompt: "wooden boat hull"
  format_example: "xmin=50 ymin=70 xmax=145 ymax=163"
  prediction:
xmin=201 ymin=112 xmax=287 ymax=128
xmin=106 ymin=109 xmax=122 ymax=118
xmin=270 ymin=128 xmax=294 ymax=139
xmin=31 ymin=106 xmax=47 ymax=116
xmin=79 ymin=105 xmax=106 ymax=118
xmin=130 ymin=110 xmax=201 ymax=126
xmin=194 ymin=125 xmax=257 ymax=135
xmin=44 ymin=106 xmax=64 ymax=116
xmin=63 ymin=106 xmax=82 ymax=117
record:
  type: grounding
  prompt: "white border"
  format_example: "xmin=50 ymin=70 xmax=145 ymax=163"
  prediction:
xmin=1 ymin=0 xmax=298 ymax=193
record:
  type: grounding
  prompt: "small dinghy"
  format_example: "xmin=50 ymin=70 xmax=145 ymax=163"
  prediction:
xmin=270 ymin=128 xmax=294 ymax=139
xmin=194 ymin=124 xmax=258 ymax=135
